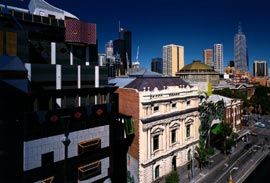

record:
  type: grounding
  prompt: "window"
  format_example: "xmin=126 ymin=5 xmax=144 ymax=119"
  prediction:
xmin=171 ymin=129 xmax=176 ymax=143
xmin=153 ymin=106 xmax=159 ymax=112
xmin=153 ymin=135 xmax=159 ymax=151
xmin=6 ymin=32 xmax=17 ymax=56
xmin=155 ymin=165 xmax=160 ymax=179
xmin=186 ymin=125 xmax=191 ymax=138
xmin=78 ymin=138 xmax=101 ymax=155
xmin=172 ymin=156 xmax=177 ymax=171
xmin=172 ymin=103 xmax=176 ymax=108
xmin=187 ymin=100 xmax=191 ymax=106
xmin=41 ymin=152 xmax=54 ymax=167
xmin=78 ymin=161 xmax=101 ymax=181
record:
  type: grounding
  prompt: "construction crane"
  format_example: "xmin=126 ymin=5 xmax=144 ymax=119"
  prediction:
xmin=136 ymin=46 xmax=140 ymax=62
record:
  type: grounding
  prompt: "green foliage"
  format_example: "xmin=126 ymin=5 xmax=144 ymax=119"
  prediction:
xmin=213 ymin=88 xmax=248 ymax=107
xmin=198 ymin=100 xmax=225 ymax=145
xmin=127 ymin=171 xmax=135 ymax=183
xmin=165 ymin=171 xmax=179 ymax=183
xmin=250 ymin=86 xmax=270 ymax=114
xmin=213 ymin=123 xmax=238 ymax=154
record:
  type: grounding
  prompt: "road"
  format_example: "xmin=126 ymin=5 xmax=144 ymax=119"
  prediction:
xmin=196 ymin=124 xmax=270 ymax=183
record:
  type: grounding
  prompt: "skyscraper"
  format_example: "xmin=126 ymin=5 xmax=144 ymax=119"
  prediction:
xmin=151 ymin=57 xmax=163 ymax=74
xmin=113 ymin=28 xmax=132 ymax=75
xmin=253 ymin=60 xmax=268 ymax=77
xmin=162 ymin=44 xmax=184 ymax=76
xmin=203 ymin=49 xmax=213 ymax=67
xmin=213 ymin=44 xmax=223 ymax=74
xmin=105 ymin=40 xmax=113 ymax=57
xmin=234 ymin=23 xmax=248 ymax=72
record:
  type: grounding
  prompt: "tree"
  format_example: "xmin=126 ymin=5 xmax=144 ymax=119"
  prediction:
xmin=165 ymin=171 xmax=179 ymax=183
xmin=250 ymin=86 xmax=270 ymax=114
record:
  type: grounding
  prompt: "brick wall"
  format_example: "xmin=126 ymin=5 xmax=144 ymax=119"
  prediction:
xmin=117 ymin=88 xmax=139 ymax=160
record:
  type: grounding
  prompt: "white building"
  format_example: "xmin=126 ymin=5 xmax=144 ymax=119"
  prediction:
xmin=114 ymin=77 xmax=200 ymax=183
xmin=214 ymin=44 xmax=223 ymax=74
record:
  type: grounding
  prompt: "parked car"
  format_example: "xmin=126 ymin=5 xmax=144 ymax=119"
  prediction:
xmin=255 ymin=122 xmax=266 ymax=128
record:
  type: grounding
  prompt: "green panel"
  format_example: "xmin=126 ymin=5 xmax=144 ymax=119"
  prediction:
xmin=124 ymin=117 xmax=134 ymax=135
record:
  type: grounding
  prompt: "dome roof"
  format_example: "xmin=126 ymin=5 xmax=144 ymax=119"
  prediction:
xmin=180 ymin=60 xmax=214 ymax=72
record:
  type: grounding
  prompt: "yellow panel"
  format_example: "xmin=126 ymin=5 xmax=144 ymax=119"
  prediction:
xmin=6 ymin=32 xmax=17 ymax=56
xmin=0 ymin=31 xmax=3 ymax=55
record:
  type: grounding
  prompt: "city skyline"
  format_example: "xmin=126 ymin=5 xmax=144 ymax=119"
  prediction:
xmin=6 ymin=0 xmax=270 ymax=72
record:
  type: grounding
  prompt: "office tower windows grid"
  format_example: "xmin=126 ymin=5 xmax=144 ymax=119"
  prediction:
xmin=203 ymin=49 xmax=213 ymax=67
xmin=253 ymin=60 xmax=268 ymax=77
xmin=151 ymin=57 xmax=163 ymax=74
xmin=162 ymin=44 xmax=184 ymax=76
xmin=234 ymin=24 xmax=248 ymax=72
xmin=214 ymin=44 xmax=223 ymax=74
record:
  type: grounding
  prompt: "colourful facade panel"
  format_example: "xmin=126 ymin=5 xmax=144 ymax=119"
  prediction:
xmin=65 ymin=19 xmax=96 ymax=45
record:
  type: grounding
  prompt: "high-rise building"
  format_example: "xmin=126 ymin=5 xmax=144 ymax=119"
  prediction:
xmin=229 ymin=60 xmax=235 ymax=67
xmin=253 ymin=60 xmax=268 ymax=77
xmin=213 ymin=44 xmax=223 ymax=74
xmin=162 ymin=44 xmax=184 ymax=76
xmin=234 ymin=23 xmax=248 ymax=72
xmin=151 ymin=57 xmax=163 ymax=74
xmin=113 ymin=28 xmax=132 ymax=75
xmin=105 ymin=40 xmax=113 ymax=57
xmin=203 ymin=49 xmax=213 ymax=66
xmin=98 ymin=53 xmax=106 ymax=66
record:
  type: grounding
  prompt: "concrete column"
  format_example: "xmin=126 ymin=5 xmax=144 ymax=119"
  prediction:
xmin=95 ymin=66 xmax=99 ymax=104
xmin=70 ymin=45 xmax=73 ymax=65
xmin=56 ymin=64 xmax=61 ymax=107
xmin=51 ymin=42 xmax=56 ymax=64
xmin=86 ymin=45 xmax=89 ymax=65
xmin=78 ymin=65 xmax=81 ymax=106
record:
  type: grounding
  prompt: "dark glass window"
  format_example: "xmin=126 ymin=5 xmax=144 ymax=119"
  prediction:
xmin=172 ymin=156 xmax=177 ymax=171
xmin=187 ymin=100 xmax=191 ymax=106
xmin=172 ymin=103 xmax=176 ymax=108
xmin=41 ymin=152 xmax=54 ymax=167
xmin=186 ymin=125 xmax=191 ymax=138
xmin=153 ymin=135 xmax=159 ymax=151
xmin=171 ymin=129 xmax=176 ymax=143
xmin=154 ymin=106 xmax=159 ymax=112
xmin=155 ymin=165 xmax=160 ymax=179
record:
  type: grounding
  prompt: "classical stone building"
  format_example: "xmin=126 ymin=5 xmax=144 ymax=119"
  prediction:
xmin=176 ymin=60 xmax=220 ymax=86
xmin=115 ymin=77 xmax=201 ymax=183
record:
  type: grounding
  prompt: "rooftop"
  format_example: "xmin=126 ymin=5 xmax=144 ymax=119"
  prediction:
xmin=179 ymin=60 xmax=214 ymax=72
xmin=125 ymin=77 xmax=189 ymax=91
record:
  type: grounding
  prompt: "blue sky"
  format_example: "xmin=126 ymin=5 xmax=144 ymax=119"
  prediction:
xmin=8 ymin=0 xmax=270 ymax=71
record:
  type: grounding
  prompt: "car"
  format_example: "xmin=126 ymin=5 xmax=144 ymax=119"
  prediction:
xmin=255 ymin=122 xmax=266 ymax=128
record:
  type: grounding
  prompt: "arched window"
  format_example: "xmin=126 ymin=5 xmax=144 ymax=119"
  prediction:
xmin=187 ymin=149 xmax=191 ymax=161
xmin=155 ymin=165 xmax=160 ymax=179
xmin=172 ymin=156 xmax=177 ymax=171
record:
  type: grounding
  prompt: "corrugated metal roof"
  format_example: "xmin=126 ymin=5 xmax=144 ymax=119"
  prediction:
xmin=108 ymin=77 xmax=136 ymax=88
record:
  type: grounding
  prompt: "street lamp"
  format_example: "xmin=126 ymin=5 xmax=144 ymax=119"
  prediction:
xmin=229 ymin=167 xmax=238 ymax=183
xmin=61 ymin=116 xmax=71 ymax=183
